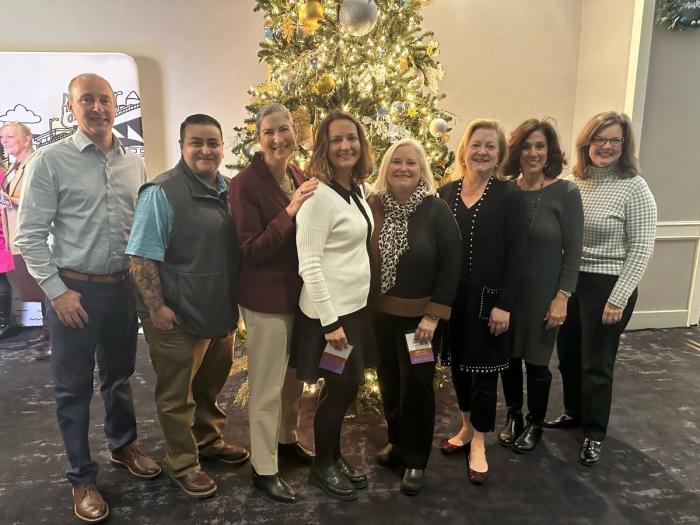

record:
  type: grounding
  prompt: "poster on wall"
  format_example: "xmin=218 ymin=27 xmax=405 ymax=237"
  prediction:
xmin=0 ymin=52 xmax=144 ymax=325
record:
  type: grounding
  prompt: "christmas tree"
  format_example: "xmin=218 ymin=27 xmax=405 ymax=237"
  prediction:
xmin=230 ymin=0 xmax=454 ymax=180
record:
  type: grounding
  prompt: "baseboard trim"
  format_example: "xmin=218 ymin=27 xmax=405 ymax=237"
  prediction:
xmin=628 ymin=309 xmax=690 ymax=330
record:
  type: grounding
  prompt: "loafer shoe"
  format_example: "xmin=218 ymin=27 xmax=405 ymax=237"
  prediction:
xmin=579 ymin=438 xmax=603 ymax=466
xmin=309 ymin=463 xmax=357 ymax=501
xmin=336 ymin=456 xmax=368 ymax=489
xmin=252 ymin=469 xmax=296 ymax=503
xmin=497 ymin=409 xmax=524 ymax=446
xmin=278 ymin=441 xmax=315 ymax=464
xmin=110 ymin=443 xmax=161 ymax=479
xmin=467 ymin=454 xmax=489 ymax=485
xmin=169 ymin=469 xmax=217 ymax=498
xmin=440 ymin=439 xmax=470 ymax=455
xmin=375 ymin=443 xmax=400 ymax=468
xmin=72 ymin=484 xmax=109 ymax=523
xmin=200 ymin=443 xmax=250 ymax=465
xmin=401 ymin=469 xmax=424 ymax=496
xmin=512 ymin=423 xmax=543 ymax=453
xmin=543 ymin=414 xmax=580 ymax=429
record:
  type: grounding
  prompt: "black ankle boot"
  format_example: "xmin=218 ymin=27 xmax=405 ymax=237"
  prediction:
xmin=512 ymin=421 xmax=543 ymax=453
xmin=497 ymin=408 xmax=524 ymax=446
xmin=0 ymin=290 xmax=17 ymax=340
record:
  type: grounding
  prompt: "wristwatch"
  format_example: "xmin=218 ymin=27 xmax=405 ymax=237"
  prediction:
xmin=558 ymin=290 xmax=572 ymax=298
xmin=426 ymin=314 xmax=440 ymax=321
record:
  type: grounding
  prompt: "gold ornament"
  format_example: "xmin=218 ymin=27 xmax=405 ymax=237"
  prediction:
xmin=291 ymin=106 xmax=313 ymax=145
xmin=300 ymin=19 xmax=319 ymax=36
xmin=399 ymin=56 xmax=409 ymax=73
xmin=305 ymin=0 xmax=324 ymax=21
xmin=406 ymin=107 xmax=418 ymax=117
xmin=315 ymin=73 xmax=336 ymax=94
xmin=245 ymin=121 xmax=257 ymax=133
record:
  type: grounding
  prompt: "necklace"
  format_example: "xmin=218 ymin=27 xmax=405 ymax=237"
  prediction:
xmin=517 ymin=176 xmax=544 ymax=225
xmin=452 ymin=177 xmax=493 ymax=276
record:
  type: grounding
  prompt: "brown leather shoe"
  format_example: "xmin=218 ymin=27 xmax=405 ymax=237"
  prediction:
xmin=72 ymin=484 xmax=109 ymax=523
xmin=200 ymin=442 xmax=250 ymax=465
xmin=110 ymin=443 xmax=161 ymax=479
xmin=169 ymin=469 xmax=218 ymax=498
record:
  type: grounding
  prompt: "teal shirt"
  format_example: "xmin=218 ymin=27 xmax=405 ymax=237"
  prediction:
xmin=126 ymin=165 xmax=228 ymax=261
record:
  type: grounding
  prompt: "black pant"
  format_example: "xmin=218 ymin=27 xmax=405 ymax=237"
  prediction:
xmin=313 ymin=381 xmax=359 ymax=469
xmin=556 ymin=272 xmax=637 ymax=441
xmin=451 ymin=365 xmax=499 ymax=433
xmin=373 ymin=312 xmax=436 ymax=469
xmin=500 ymin=358 xmax=552 ymax=424
xmin=48 ymin=277 xmax=139 ymax=486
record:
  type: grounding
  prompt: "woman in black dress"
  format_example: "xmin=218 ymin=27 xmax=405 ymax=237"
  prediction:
xmin=438 ymin=119 xmax=527 ymax=484
xmin=497 ymin=119 xmax=583 ymax=453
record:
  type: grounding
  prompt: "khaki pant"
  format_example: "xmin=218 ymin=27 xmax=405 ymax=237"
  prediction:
xmin=241 ymin=308 xmax=304 ymax=475
xmin=143 ymin=318 xmax=234 ymax=477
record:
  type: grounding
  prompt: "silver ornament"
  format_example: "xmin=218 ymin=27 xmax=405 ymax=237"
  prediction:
xmin=429 ymin=118 xmax=449 ymax=137
xmin=339 ymin=0 xmax=380 ymax=37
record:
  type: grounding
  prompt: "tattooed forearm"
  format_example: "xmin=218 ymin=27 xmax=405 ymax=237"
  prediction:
xmin=128 ymin=256 xmax=165 ymax=312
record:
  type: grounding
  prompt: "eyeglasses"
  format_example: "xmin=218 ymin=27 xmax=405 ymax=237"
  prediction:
xmin=591 ymin=136 xmax=624 ymax=147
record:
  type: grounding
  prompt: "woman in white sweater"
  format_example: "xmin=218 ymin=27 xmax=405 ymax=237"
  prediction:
xmin=546 ymin=111 xmax=657 ymax=466
xmin=292 ymin=110 xmax=376 ymax=501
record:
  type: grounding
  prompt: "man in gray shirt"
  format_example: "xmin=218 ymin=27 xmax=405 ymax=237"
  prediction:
xmin=15 ymin=73 xmax=160 ymax=523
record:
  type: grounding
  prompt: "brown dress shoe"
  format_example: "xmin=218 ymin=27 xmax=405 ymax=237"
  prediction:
xmin=111 ymin=443 xmax=161 ymax=479
xmin=170 ymin=469 xmax=218 ymax=498
xmin=72 ymin=484 xmax=109 ymax=523
xmin=200 ymin=443 xmax=250 ymax=465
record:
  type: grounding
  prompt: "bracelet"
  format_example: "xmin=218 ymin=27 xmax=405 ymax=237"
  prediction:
xmin=558 ymin=290 xmax=572 ymax=299
xmin=425 ymin=314 xmax=440 ymax=322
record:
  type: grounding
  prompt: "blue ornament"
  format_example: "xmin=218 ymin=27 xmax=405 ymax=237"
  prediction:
xmin=377 ymin=105 xmax=388 ymax=116
xmin=678 ymin=16 xmax=690 ymax=26
xmin=265 ymin=29 xmax=274 ymax=39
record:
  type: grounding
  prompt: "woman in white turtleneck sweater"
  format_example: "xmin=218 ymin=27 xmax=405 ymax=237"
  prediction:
xmin=546 ymin=111 xmax=657 ymax=467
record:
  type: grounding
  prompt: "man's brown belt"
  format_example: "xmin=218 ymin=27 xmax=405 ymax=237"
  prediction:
xmin=58 ymin=269 xmax=127 ymax=284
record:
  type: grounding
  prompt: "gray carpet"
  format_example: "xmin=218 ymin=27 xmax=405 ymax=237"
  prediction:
xmin=0 ymin=326 xmax=698 ymax=524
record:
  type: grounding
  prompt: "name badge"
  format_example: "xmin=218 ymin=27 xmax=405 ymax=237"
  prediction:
xmin=0 ymin=193 xmax=11 ymax=209
xmin=319 ymin=343 xmax=353 ymax=374
xmin=405 ymin=332 xmax=435 ymax=365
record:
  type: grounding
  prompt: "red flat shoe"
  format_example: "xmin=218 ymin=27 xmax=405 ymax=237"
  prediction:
xmin=440 ymin=439 xmax=470 ymax=455
xmin=467 ymin=454 xmax=489 ymax=485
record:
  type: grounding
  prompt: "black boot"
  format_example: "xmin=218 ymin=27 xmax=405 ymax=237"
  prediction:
xmin=0 ymin=289 xmax=17 ymax=340
xmin=513 ymin=419 xmax=543 ymax=453
xmin=497 ymin=408 xmax=524 ymax=446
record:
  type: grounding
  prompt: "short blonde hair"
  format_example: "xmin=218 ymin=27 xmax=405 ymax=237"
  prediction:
xmin=0 ymin=122 xmax=35 ymax=154
xmin=454 ymin=118 xmax=508 ymax=180
xmin=573 ymin=111 xmax=639 ymax=179
xmin=373 ymin=138 xmax=435 ymax=195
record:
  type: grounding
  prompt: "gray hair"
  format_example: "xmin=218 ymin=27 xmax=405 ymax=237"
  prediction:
xmin=255 ymin=103 xmax=293 ymax=135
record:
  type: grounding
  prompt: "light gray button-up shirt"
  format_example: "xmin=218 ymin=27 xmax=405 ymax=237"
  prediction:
xmin=15 ymin=128 xmax=147 ymax=300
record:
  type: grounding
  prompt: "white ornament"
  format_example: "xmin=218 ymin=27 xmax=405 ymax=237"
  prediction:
xmin=339 ymin=0 xmax=380 ymax=37
xmin=408 ymin=67 xmax=425 ymax=89
xmin=429 ymin=118 xmax=449 ymax=137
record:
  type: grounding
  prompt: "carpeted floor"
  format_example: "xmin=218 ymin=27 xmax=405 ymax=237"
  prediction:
xmin=0 ymin=326 xmax=698 ymax=524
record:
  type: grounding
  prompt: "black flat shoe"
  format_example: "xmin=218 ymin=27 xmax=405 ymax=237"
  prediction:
xmin=579 ymin=438 xmax=602 ymax=466
xmin=512 ymin=423 xmax=543 ymax=453
xmin=400 ymin=469 xmax=424 ymax=496
xmin=375 ymin=443 xmax=400 ymax=468
xmin=252 ymin=469 xmax=297 ymax=503
xmin=543 ymin=414 xmax=580 ymax=429
xmin=309 ymin=463 xmax=357 ymax=501
xmin=497 ymin=408 xmax=524 ymax=446
xmin=278 ymin=441 xmax=315 ymax=464
xmin=336 ymin=456 xmax=368 ymax=489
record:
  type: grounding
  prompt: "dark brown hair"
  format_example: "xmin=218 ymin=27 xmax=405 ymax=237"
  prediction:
xmin=503 ymin=118 xmax=566 ymax=179
xmin=307 ymin=110 xmax=374 ymax=184
xmin=573 ymin=111 xmax=639 ymax=179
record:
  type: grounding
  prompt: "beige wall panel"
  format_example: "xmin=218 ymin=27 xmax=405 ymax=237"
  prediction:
xmin=635 ymin=240 xmax=695 ymax=311
xmin=423 ymin=0 xmax=582 ymax=160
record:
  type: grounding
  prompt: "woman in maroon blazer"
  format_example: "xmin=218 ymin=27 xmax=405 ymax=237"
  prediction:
xmin=228 ymin=103 xmax=319 ymax=503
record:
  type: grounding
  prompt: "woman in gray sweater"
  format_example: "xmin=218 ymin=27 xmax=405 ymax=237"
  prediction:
xmin=546 ymin=111 xmax=656 ymax=466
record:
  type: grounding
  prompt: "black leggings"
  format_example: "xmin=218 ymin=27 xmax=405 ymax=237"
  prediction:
xmin=313 ymin=381 xmax=359 ymax=469
xmin=500 ymin=358 xmax=552 ymax=424
xmin=451 ymin=366 xmax=499 ymax=433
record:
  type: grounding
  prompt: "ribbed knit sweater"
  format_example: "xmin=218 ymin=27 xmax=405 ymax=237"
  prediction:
xmin=565 ymin=165 xmax=657 ymax=307
xmin=296 ymin=181 xmax=374 ymax=330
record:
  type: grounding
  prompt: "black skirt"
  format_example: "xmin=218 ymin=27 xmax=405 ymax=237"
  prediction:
xmin=290 ymin=306 xmax=378 ymax=385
